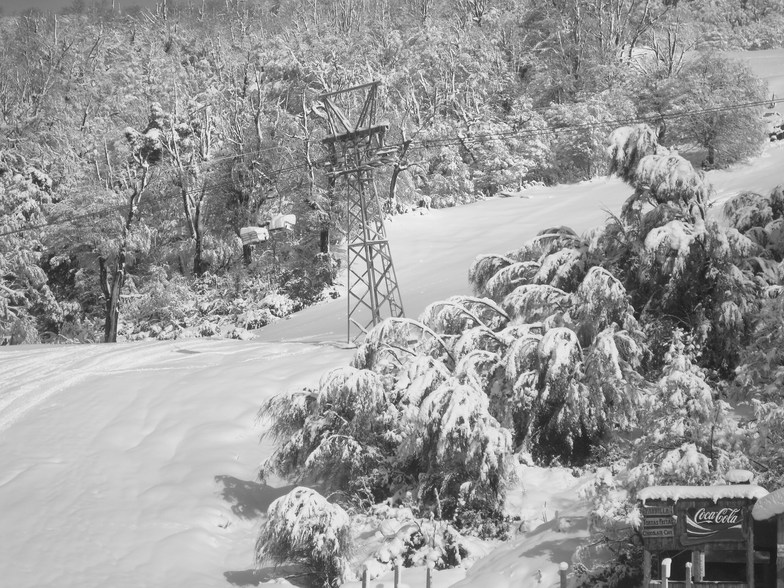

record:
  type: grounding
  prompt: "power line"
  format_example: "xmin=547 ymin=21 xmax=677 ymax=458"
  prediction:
xmin=2 ymin=96 xmax=781 ymax=238
xmin=409 ymin=97 xmax=784 ymax=149
xmin=0 ymin=204 xmax=128 ymax=237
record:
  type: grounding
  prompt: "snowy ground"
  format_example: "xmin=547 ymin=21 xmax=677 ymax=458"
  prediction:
xmin=2 ymin=52 xmax=784 ymax=588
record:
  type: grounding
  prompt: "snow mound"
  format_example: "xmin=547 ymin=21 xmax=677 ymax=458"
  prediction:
xmin=725 ymin=469 xmax=755 ymax=484
xmin=638 ymin=484 xmax=768 ymax=504
xmin=752 ymin=488 xmax=784 ymax=521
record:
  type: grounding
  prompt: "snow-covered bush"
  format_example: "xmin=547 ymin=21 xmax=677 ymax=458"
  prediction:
xmin=467 ymin=114 xmax=551 ymax=195
xmin=260 ymin=367 xmax=398 ymax=498
xmin=545 ymin=92 xmax=636 ymax=182
xmin=574 ymin=469 xmax=643 ymax=588
xmin=256 ymin=487 xmax=352 ymax=588
xmin=413 ymin=378 xmax=513 ymax=516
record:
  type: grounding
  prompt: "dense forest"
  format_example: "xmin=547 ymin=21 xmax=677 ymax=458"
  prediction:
xmin=1 ymin=0 xmax=779 ymax=345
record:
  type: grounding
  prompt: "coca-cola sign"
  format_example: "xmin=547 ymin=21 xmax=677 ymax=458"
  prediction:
xmin=683 ymin=506 xmax=744 ymax=544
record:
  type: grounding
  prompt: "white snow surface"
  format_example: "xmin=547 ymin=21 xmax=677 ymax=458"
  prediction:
xmin=752 ymin=487 xmax=784 ymax=521
xmin=4 ymin=52 xmax=784 ymax=587
xmin=725 ymin=469 xmax=755 ymax=484
xmin=638 ymin=484 xmax=769 ymax=504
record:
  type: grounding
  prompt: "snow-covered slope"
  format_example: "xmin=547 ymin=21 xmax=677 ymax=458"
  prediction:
xmin=3 ymin=53 xmax=784 ymax=587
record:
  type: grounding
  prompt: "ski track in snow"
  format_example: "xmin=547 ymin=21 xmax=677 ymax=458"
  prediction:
xmin=0 ymin=340 xmax=317 ymax=435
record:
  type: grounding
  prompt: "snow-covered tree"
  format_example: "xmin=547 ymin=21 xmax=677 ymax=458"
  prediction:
xmin=256 ymin=487 xmax=352 ymax=588
xmin=260 ymin=367 xmax=399 ymax=498
xmin=413 ymin=378 xmax=513 ymax=515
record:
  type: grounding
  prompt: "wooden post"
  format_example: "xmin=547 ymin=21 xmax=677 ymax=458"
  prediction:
xmin=685 ymin=562 xmax=693 ymax=588
xmin=361 ymin=568 xmax=368 ymax=588
xmin=692 ymin=550 xmax=705 ymax=581
xmin=559 ymin=562 xmax=568 ymax=588
xmin=748 ymin=512 xmax=756 ymax=588
xmin=777 ymin=513 xmax=784 ymax=588
xmin=644 ymin=549 xmax=652 ymax=587
xmin=426 ymin=565 xmax=432 ymax=588
xmin=661 ymin=557 xmax=671 ymax=588
xmin=394 ymin=564 xmax=400 ymax=588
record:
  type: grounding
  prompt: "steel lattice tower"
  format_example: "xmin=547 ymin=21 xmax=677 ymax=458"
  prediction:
xmin=320 ymin=81 xmax=405 ymax=343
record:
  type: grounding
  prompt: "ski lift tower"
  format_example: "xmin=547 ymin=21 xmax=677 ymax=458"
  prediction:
xmin=320 ymin=81 xmax=405 ymax=343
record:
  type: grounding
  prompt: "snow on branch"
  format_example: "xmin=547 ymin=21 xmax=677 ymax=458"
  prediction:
xmin=723 ymin=191 xmax=773 ymax=233
xmin=538 ymin=327 xmax=583 ymax=391
xmin=534 ymin=247 xmax=587 ymax=292
xmin=353 ymin=317 xmax=454 ymax=370
xmin=451 ymin=325 xmax=507 ymax=361
xmin=635 ymin=153 xmax=712 ymax=211
xmin=420 ymin=295 xmax=509 ymax=335
xmin=572 ymin=266 xmax=639 ymax=343
xmin=484 ymin=261 xmax=541 ymax=301
xmin=503 ymin=332 xmax=543 ymax=383
xmin=502 ymin=283 xmax=568 ymax=323
xmin=455 ymin=349 xmax=504 ymax=392
xmin=643 ymin=219 xmax=697 ymax=277
xmin=468 ymin=254 xmax=516 ymax=297
xmin=606 ymin=124 xmax=661 ymax=183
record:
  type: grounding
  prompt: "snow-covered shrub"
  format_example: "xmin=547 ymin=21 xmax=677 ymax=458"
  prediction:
xmin=467 ymin=115 xmax=551 ymax=195
xmin=571 ymin=266 xmax=640 ymax=345
xmin=483 ymin=261 xmax=540 ymax=300
xmin=502 ymin=284 xmax=568 ymax=323
xmin=414 ymin=378 xmax=513 ymax=517
xmin=419 ymin=123 xmax=475 ymax=206
xmin=724 ymin=191 xmax=774 ymax=233
xmin=627 ymin=332 xmax=732 ymax=490
xmin=606 ymin=124 xmax=661 ymax=183
xmin=261 ymin=367 xmax=397 ymax=498
xmin=363 ymin=504 xmax=476 ymax=571
xmin=256 ymin=487 xmax=352 ymax=588
xmin=734 ymin=295 xmax=784 ymax=402
xmin=420 ymin=296 xmax=509 ymax=336
xmin=746 ymin=400 xmax=784 ymax=488
xmin=122 ymin=267 xmax=195 ymax=332
xmin=574 ymin=469 xmax=643 ymax=588
xmin=352 ymin=317 xmax=453 ymax=372
xmin=508 ymin=226 xmax=585 ymax=264
xmin=261 ymin=291 xmax=297 ymax=317
xmin=635 ymin=152 xmax=711 ymax=209
xmin=468 ymin=254 xmax=515 ymax=297
xmin=545 ymin=92 xmax=636 ymax=182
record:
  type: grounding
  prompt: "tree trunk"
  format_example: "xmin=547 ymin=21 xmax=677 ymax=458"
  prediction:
xmin=192 ymin=187 xmax=206 ymax=276
xmin=100 ymin=254 xmax=125 ymax=343
xmin=100 ymin=166 xmax=149 ymax=343
xmin=193 ymin=230 xmax=205 ymax=276
xmin=389 ymin=138 xmax=412 ymax=212
xmin=319 ymin=228 xmax=330 ymax=254
xmin=706 ymin=144 xmax=716 ymax=168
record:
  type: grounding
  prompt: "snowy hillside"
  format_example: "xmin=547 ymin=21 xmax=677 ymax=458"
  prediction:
xmin=3 ymin=136 xmax=784 ymax=588
xmin=4 ymin=40 xmax=784 ymax=585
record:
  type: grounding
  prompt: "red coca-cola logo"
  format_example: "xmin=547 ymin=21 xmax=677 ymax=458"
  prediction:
xmin=692 ymin=507 xmax=741 ymax=526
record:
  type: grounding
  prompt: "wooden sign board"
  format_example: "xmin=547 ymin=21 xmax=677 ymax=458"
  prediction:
xmin=643 ymin=506 xmax=674 ymax=516
xmin=644 ymin=516 xmax=675 ymax=527
xmin=643 ymin=527 xmax=675 ymax=538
